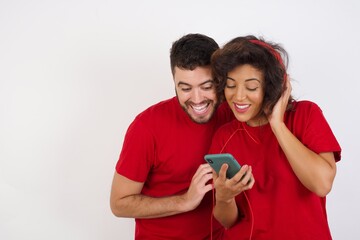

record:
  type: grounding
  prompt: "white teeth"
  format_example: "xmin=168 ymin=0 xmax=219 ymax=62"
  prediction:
xmin=235 ymin=104 xmax=249 ymax=109
xmin=192 ymin=103 xmax=208 ymax=113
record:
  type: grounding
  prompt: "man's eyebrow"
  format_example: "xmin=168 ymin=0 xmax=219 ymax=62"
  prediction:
xmin=177 ymin=81 xmax=191 ymax=87
xmin=177 ymin=79 xmax=213 ymax=87
xmin=199 ymin=80 xmax=214 ymax=86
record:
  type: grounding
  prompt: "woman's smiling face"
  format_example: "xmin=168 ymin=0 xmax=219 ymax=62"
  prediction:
xmin=225 ymin=64 xmax=267 ymax=126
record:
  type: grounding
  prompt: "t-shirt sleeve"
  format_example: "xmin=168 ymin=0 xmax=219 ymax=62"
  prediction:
xmin=115 ymin=116 xmax=155 ymax=182
xmin=293 ymin=102 xmax=341 ymax=161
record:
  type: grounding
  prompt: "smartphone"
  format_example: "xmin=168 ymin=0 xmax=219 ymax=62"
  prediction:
xmin=204 ymin=153 xmax=241 ymax=179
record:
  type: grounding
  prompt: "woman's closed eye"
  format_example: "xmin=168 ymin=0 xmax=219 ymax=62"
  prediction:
xmin=246 ymin=86 xmax=259 ymax=91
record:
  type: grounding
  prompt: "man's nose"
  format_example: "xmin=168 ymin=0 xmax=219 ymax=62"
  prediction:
xmin=191 ymin=88 xmax=203 ymax=103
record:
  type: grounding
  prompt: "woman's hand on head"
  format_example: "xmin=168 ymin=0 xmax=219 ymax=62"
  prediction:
xmin=268 ymin=75 xmax=292 ymax=128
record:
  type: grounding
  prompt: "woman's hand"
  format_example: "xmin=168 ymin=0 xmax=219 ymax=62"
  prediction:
xmin=268 ymin=75 xmax=292 ymax=128
xmin=213 ymin=163 xmax=255 ymax=228
xmin=213 ymin=164 xmax=255 ymax=203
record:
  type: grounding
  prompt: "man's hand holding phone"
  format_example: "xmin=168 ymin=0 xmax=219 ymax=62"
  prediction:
xmin=180 ymin=163 xmax=214 ymax=212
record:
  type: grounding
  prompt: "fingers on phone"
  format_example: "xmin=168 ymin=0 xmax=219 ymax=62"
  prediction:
xmin=195 ymin=163 xmax=212 ymax=177
xmin=231 ymin=165 xmax=247 ymax=182
xmin=219 ymin=163 xmax=228 ymax=179
xmin=233 ymin=165 xmax=254 ymax=189
xmin=199 ymin=163 xmax=212 ymax=172
xmin=246 ymin=176 xmax=255 ymax=189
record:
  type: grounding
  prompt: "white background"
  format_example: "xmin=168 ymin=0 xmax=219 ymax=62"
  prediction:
xmin=1 ymin=0 xmax=359 ymax=239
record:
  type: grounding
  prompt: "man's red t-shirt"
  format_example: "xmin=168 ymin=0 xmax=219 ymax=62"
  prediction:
xmin=116 ymin=97 xmax=233 ymax=239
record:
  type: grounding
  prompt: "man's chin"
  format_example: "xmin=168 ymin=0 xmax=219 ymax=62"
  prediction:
xmin=191 ymin=117 xmax=210 ymax=124
xmin=188 ymin=111 xmax=214 ymax=124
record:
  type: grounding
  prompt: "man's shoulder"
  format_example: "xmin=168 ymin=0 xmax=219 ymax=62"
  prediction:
xmin=137 ymin=97 xmax=177 ymax=117
xmin=214 ymin=102 xmax=235 ymax=124
xmin=131 ymin=97 xmax=179 ymax=129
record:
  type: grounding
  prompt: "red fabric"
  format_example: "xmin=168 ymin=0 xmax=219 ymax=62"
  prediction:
xmin=116 ymin=97 xmax=234 ymax=239
xmin=209 ymin=100 xmax=341 ymax=240
xmin=249 ymin=39 xmax=284 ymax=69
xmin=249 ymin=39 xmax=287 ymax=83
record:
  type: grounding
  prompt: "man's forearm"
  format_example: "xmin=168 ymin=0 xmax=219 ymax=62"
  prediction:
xmin=111 ymin=193 xmax=190 ymax=219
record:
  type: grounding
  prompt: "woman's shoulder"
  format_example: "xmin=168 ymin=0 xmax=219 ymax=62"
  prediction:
xmin=285 ymin=100 xmax=326 ymax=129
xmin=290 ymin=99 xmax=322 ymax=114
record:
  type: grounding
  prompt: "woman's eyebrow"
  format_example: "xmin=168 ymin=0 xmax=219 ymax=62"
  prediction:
xmin=245 ymin=78 xmax=261 ymax=83
xmin=226 ymin=77 xmax=260 ymax=82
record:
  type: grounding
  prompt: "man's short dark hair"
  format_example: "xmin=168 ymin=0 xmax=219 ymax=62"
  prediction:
xmin=170 ymin=33 xmax=219 ymax=75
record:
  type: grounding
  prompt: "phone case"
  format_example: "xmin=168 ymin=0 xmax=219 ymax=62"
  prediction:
xmin=204 ymin=153 xmax=241 ymax=179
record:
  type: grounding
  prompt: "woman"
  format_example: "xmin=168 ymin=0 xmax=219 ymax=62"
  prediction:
xmin=209 ymin=36 xmax=341 ymax=240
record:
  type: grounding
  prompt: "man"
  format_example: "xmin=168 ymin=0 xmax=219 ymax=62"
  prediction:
xmin=110 ymin=33 xmax=233 ymax=239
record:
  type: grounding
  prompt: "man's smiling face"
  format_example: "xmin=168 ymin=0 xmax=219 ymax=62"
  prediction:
xmin=174 ymin=66 xmax=219 ymax=124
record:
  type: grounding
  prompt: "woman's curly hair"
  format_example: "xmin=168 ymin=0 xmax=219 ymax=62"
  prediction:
xmin=211 ymin=35 xmax=292 ymax=116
